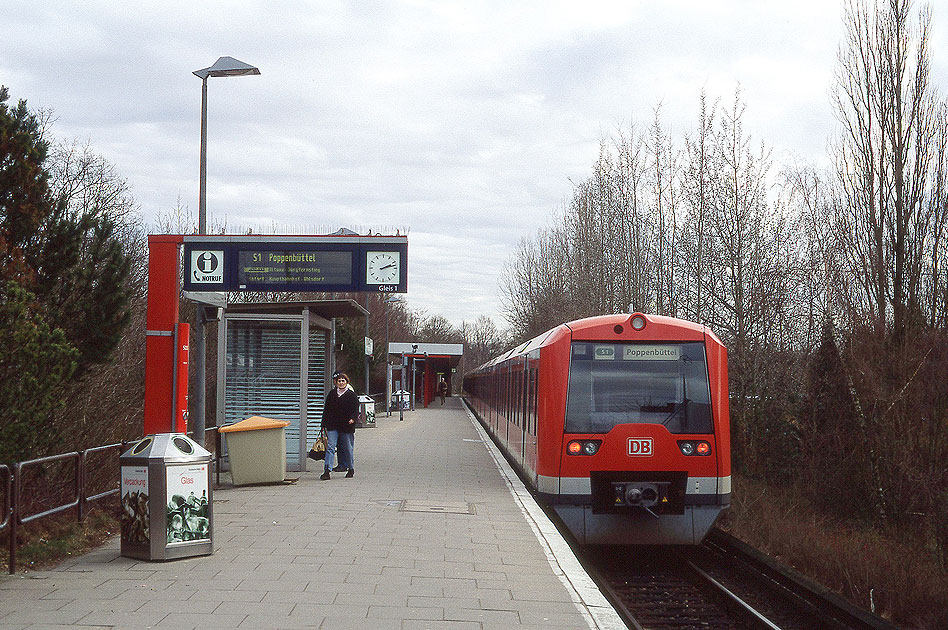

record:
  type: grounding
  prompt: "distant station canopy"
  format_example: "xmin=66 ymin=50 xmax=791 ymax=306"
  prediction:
xmin=388 ymin=342 xmax=463 ymax=409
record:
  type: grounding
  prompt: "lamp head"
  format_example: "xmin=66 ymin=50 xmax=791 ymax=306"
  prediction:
xmin=194 ymin=56 xmax=260 ymax=80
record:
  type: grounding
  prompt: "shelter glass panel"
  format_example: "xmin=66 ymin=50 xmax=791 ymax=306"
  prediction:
xmin=307 ymin=329 xmax=328 ymax=442
xmin=225 ymin=320 xmax=302 ymax=462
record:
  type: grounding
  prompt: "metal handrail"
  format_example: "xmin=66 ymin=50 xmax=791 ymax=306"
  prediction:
xmin=16 ymin=452 xmax=82 ymax=525
xmin=80 ymin=443 xmax=124 ymax=521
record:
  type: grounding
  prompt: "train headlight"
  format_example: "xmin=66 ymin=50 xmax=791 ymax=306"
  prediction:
xmin=678 ymin=440 xmax=712 ymax=456
xmin=630 ymin=315 xmax=647 ymax=330
xmin=567 ymin=440 xmax=602 ymax=455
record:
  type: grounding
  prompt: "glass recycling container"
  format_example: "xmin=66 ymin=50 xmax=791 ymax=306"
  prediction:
xmin=119 ymin=433 xmax=213 ymax=561
xmin=392 ymin=390 xmax=411 ymax=410
xmin=358 ymin=395 xmax=376 ymax=428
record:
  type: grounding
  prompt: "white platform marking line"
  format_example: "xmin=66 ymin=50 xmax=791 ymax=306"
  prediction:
xmin=462 ymin=403 xmax=626 ymax=630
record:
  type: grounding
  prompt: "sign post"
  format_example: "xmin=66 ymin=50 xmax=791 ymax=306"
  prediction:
xmin=144 ymin=234 xmax=408 ymax=436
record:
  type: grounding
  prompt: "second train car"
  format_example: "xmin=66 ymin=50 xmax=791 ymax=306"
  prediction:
xmin=462 ymin=312 xmax=730 ymax=545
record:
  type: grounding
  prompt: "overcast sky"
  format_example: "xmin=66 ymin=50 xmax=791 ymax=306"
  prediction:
xmin=3 ymin=1 xmax=946 ymax=328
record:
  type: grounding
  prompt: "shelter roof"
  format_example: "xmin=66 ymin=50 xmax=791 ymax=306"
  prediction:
xmin=224 ymin=299 xmax=368 ymax=319
xmin=388 ymin=342 xmax=463 ymax=357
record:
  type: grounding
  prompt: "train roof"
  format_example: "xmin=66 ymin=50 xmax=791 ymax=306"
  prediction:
xmin=565 ymin=312 xmax=707 ymax=335
xmin=468 ymin=313 xmax=720 ymax=374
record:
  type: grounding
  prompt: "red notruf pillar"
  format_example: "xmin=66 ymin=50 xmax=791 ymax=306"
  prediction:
xmin=174 ymin=322 xmax=190 ymax=434
xmin=144 ymin=235 xmax=184 ymax=436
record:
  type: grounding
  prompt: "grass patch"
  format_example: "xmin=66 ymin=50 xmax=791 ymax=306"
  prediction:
xmin=0 ymin=508 xmax=119 ymax=573
xmin=720 ymin=475 xmax=947 ymax=630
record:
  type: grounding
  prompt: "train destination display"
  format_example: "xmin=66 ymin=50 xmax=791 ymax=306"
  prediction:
xmin=237 ymin=250 xmax=352 ymax=286
xmin=182 ymin=235 xmax=407 ymax=293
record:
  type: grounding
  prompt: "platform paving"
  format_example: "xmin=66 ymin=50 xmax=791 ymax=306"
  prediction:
xmin=0 ymin=398 xmax=625 ymax=630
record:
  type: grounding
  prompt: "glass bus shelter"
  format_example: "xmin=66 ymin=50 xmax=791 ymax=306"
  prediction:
xmin=215 ymin=300 xmax=368 ymax=472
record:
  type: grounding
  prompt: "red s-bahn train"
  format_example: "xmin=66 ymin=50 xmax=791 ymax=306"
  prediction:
xmin=462 ymin=312 xmax=731 ymax=545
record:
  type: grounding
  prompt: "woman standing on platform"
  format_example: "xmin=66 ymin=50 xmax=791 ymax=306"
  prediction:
xmin=320 ymin=372 xmax=358 ymax=480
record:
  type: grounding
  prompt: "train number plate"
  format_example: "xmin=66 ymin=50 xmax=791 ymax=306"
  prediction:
xmin=628 ymin=438 xmax=653 ymax=456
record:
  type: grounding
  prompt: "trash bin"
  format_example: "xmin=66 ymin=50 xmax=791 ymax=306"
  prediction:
xmin=120 ymin=433 xmax=213 ymax=561
xmin=357 ymin=395 xmax=376 ymax=428
xmin=392 ymin=390 xmax=411 ymax=410
xmin=217 ymin=415 xmax=290 ymax=486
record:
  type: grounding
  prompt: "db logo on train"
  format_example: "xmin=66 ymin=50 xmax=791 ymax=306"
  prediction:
xmin=628 ymin=438 xmax=653 ymax=456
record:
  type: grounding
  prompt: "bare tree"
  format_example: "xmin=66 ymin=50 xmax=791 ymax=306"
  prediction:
xmin=501 ymin=224 xmax=576 ymax=340
xmin=680 ymin=90 xmax=717 ymax=323
xmin=832 ymin=0 xmax=942 ymax=337
xmin=460 ymin=315 xmax=509 ymax=372
xmin=646 ymin=105 xmax=681 ymax=316
xmin=613 ymin=125 xmax=650 ymax=312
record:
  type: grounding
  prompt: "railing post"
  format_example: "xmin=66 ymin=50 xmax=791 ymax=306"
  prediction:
xmin=77 ymin=450 xmax=85 ymax=523
xmin=9 ymin=463 xmax=18 ymax=575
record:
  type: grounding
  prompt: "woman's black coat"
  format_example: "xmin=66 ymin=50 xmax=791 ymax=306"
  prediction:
xmin=322 ymin=388 xmax=359 ymax=433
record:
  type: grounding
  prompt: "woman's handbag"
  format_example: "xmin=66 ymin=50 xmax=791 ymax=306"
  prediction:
xmin=308 ymin=433 xmax=328 ymax=460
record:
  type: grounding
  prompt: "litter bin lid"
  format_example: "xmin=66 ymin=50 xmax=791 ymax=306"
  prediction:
xmin=120 ymin=433 xmax=211 ymax=461
xmin=219 ymin=415 xmax=291 ymax=433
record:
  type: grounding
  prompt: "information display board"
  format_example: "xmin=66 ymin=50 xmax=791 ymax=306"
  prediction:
xmin=182 ymin=235 xmax=407 ymax=293
xmin=237 ymin=250 xmax=353 ymax=286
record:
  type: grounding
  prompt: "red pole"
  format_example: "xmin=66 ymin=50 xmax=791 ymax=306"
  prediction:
xmin=144 ymin=235 xmax=184 ymax=436
xmin=174 ymin=322 xmax=190 ymax=434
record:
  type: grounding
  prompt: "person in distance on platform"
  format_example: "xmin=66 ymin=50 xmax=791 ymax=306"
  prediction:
xmin=329 ymin=370 xmax=354 ymax=471
xmin=320 ymin=372 xmax=358 ymax=480
xmin=438 ymin=377 xmax=448 ymax=405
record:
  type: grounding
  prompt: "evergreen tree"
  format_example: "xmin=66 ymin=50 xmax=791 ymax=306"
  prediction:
xmin=0 ymin=86 xmax=49 ymax=283
xmin=28 ymin=204 xmax=131 ymax=367
xmin=0 ymin=282 xmax=77 ymax=463
xmin=1 ymin=86 xmax=131 ymax=370
xmin=799 ymin=317 xmax=866 ymax=516
xmin=0 ymin=86 xmax=134 ymax=462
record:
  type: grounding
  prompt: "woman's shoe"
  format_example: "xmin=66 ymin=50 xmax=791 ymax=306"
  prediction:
xmin=345 ymin=469 xmax=354 ymax=478
xmin=320 ymin=470 xmax=330 ymax=480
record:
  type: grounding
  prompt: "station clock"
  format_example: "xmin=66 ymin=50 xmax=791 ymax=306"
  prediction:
xmin=365 ymin=251 xmax=400 ymax=285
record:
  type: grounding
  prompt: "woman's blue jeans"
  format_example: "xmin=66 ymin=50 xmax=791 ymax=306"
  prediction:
xmin=325 ymin=430 xmax=354 ymax=471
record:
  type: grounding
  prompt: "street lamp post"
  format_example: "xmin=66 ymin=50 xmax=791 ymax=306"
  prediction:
xmin=410 ymin=343 xmax=418 ymax=412
xmin=190 ymin=57 xmax=260 ymax=444
xmin=399 ymin=351 xmax=406 ymax=422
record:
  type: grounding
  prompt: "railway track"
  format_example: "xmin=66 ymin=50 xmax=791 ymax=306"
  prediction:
xmin=584 ymin=530 xmax=897 ymax=630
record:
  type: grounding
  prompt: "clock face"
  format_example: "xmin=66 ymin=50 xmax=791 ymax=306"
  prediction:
xmin=366 ymin=251 xmax=400 ymax=284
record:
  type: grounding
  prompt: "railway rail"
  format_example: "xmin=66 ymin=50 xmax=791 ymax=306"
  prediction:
xmin=584 ymin=529 xmax=897 ymax=630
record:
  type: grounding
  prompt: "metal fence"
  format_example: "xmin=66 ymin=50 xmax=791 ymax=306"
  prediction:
xmin=2 ymin=428 xmax=221 ymax=575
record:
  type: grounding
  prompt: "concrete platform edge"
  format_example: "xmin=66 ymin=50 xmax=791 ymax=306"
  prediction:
xmin=461 ymin=401 xmax=627 ymax=630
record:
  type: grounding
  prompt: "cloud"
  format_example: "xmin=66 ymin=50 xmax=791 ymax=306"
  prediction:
xmin=5 ymin=0 xmax=941 ymax=330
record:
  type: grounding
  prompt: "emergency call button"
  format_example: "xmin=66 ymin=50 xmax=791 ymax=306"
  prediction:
xmin=190 ymin=250 xmax=224 ymax=284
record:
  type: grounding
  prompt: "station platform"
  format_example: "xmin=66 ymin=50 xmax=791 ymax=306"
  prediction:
xmin=0 ymin=398 xmax=625 ymax=630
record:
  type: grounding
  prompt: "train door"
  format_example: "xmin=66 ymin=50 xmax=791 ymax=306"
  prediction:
xmin=524 ymin=356 xmax=538 ymax=479
xmin=518 ymin=357 xmax=528 ymax=467
xmin=504 ymin=363 xmax=512 ymax=449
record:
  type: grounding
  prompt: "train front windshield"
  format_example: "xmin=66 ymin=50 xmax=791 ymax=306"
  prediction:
xmin=565 ymin=342 xmax=713 ymax=434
